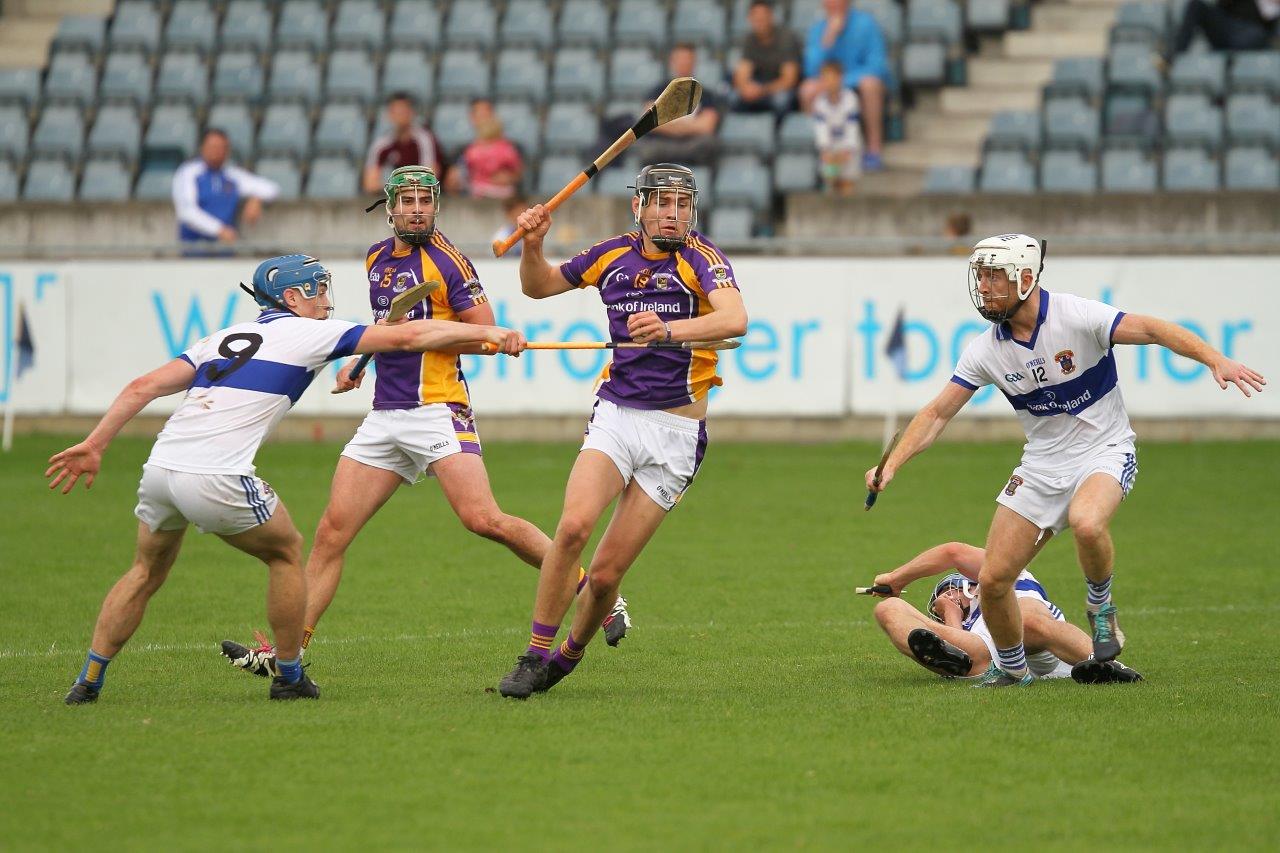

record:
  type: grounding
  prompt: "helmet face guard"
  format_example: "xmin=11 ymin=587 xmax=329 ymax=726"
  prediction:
xmin=247 ymin=254 xmax=333 ymax=317
xmin=967 ymin=235 xmax=1046 ymax=324
xmin=928 ymin=573 xmax=978 ymax=624
xmin=631 ymin=163 xmax=698 ymax=252
xmin=384 ymin=165 xmax=440 ymax=246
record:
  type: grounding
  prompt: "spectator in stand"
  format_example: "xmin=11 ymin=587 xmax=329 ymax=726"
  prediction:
xmin=811 ymin=60 xmax=861 ymax=196
xmin=943 ymin=211 xmax=973 ymax=253
xmin=799 ymin=0 xmax=889 ymax=171
xmin=172 ymin=128 xmax=279 ymax=252
xmin=491 ymin=194 xmax=529 ymax=257
xmin=445 ymin=98 xmax=524 ymax=199
xmin=731 ymin=0 xmax=803 ymax=119
xmin=1169 ymin=0 xmax=1279 ymax=55
xmin=636 ymin=43 xmax=725 ymax=166
xmin=363 ymin=92 xmax=443 ymax=194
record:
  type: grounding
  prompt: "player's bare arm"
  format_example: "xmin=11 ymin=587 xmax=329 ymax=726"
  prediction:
xmin=353 ymin=319 xmax=526 ymax=357
xmin=626 ymin=287 xmax=748 ymax=344
xmin=1112 ymin=314 xmax=1266 ymax=397
xmin=872 ymin=542 xmax=986 ymax=595
xmin=865 ymin=381 xmax=974 ymax=494
xmin=516 ymin=204 xmax=575 ymax=298
xmin=47 ymin=358 xmax=196 ymax=494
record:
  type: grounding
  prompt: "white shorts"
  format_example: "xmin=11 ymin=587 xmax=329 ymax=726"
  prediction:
xmin=581 ymin=398 xmax=708 ymax=512
xmin=996 ymin=442 xmax=1137 ymax=534
xmin=968 ymin=593 xmax=1073 ymax=680
xmin=341 ymin=403 xmax=482 ymax=485
xmin=134 ymin=464 xmax=279 ymax=536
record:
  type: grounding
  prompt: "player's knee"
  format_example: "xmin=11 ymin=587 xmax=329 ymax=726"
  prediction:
xmin=586 ymin=570 xmax=621 ymax=600
xmin=459 ymin=507 xmax=505 ymax=541
xmin=1070 ymin=515 xmax=1109 ymax=545
xmin=555 ymin=516 xmax=594 ymax=551
xmin=873 ymin=597 xmax=906 ymax=627
xmin=313 ymin=512 xmax=355 ymax=554
xmin=977 ymin=567 xmax=1013 ymax=596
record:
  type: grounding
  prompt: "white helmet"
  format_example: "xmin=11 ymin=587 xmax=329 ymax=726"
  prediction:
xmin=967 ymin=233 xmax=1046 ymax=323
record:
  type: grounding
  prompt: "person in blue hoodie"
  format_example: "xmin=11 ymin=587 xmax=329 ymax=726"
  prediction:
xmin=172 ymin=128 xmax=280 ymax=254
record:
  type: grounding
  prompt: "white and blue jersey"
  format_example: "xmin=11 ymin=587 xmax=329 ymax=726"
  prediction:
xmin=172 ymin=158 xmax=280 ymax=242
xmin=951 ymin=289 xmax=1137 ymax=472
xmin=964 ymin=569 xmax=1073 ymax=679
xmin=147 ymin=310 xmax=366 ymax=476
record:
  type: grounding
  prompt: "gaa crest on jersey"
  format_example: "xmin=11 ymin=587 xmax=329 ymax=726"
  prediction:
xmin=1055 ymin=350 xmax=1076 ymax=375
xmin=635 ymin=268 xmax=652 ymax=289
xmin=1005 ymin=475 xmax=1024 ymax=496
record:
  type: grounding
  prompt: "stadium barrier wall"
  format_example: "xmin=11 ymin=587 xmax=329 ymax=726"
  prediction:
xmin=2 ymin=257 xmax=1277 ymax=419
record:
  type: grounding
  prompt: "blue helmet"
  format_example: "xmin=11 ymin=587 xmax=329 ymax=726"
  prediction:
xmin=248 ymin=254 xmax=331 ymax=310
xmin=927 ymin=572 xmax=978 ymax=623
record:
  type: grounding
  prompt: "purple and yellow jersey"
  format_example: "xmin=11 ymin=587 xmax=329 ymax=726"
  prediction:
xmin=364 ymin=232 xmax=488 ymax=410
xmin=559 ymin=229 xmax=739 ymax=411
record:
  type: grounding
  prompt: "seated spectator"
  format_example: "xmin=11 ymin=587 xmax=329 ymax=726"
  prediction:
xmin=811 ymin=60 xmax=861 ymax=196
xmin=731 ymin=0 xmax=802 ymax=119
xmin=490 ymin=194 xmax=529 ymax=257
xmin=363 ymin=92 xmax=443 ymax=194
xmin=943 ymin=211 xmax=972 ymax=253
xmin=172 ymin=128 xmax=279 ymax=252
xmin=1170 ymin=0 xmax=1279 ymax=55
xmin=799 ymin=0 xmax=889 ymax=171
xmin=446 ymin=98 xmax=524 ymax=199
xmin=635 ymin=43 xmax=725 ymax=166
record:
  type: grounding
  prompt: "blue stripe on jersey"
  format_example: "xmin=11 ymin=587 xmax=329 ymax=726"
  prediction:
xmin=1014 ymin=577 xmax=1049 ymax=598
xmin=1108 ymin=311 xmax=1126 ymax=345
xmin=1002 ymin=350 xmax=1118 ymax=418
xmin=951 ymin=375 xmax=979 ymax=391
xmin=326 ymin=324 xmax=367 ymax=361
xmin=256 ymin=310 xmax=292 ymax=324
xmin=178 ymin=353 xmax=194 ymax=367
xmin=192 ymin=359 xmax=316 ymax=404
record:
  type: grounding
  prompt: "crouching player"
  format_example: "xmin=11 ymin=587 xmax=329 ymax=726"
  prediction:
xmin=868 ymin=542 xmax=1143 ymax=684
xmin=49 ymin=254 xmax=523 ymax=705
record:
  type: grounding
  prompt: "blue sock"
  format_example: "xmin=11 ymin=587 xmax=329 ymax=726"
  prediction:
xmin=77 ymin=650 xmax=112 ymax=692
xmin=996 ymin=644 xmax=1028 ymax=675
xmin=1086 ymin=575 xmax=1113 ymax=610
xmin=277 ymin=656 xmax=303 ymax=684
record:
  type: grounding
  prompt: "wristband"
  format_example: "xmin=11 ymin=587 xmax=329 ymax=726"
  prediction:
xmin=663 ymin=322 xmax=672 ymax=343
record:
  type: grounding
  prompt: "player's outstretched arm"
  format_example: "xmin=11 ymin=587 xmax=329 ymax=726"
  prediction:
xmin=1113 ymin=314 xmax=1267 ymax=397
xmin=46 ymin=359 xmax=195 ymax=493
xmin=516 ymin=204 xmax=575 ymax=299
xmin=353 ymin=319 xmax=526 ymax=357
xmin=627 ymin=287 xmax=748 ymax=344
xmin=864 ymin=382 xmax=974 ymax=495
xmin=873 ymin=542 xmax=986 ymax=595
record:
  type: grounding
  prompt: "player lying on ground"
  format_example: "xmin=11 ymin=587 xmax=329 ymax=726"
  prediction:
xmin=221 ymin=166 xmax=633 ymax=679
xmin=868 ymin=542 xmax=1142 ymax=684
xmin=865 ymin=234 xmax=1265 ymax=687
xmin=498 ymin=163 xmax=748 ymax=698
xmin=50 ymin=254 xmax=524 ymax=704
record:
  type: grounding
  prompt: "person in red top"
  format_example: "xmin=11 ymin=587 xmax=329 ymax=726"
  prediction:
xmin=362 ymin=92 xmax=443 ymax=194
xmin=445 ymin=98 xmax=524 ymax=199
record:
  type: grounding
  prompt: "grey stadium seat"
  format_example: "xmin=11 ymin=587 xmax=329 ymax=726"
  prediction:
xmin=276 ymin=0 xmax=329 ymax=53
xmin=144 ymin=102 xmax=199 ymax=158
xmin=789 ymin=0 xmax=825 ymax=36
xmin=154 ymin=52 xmax=207 ymax=106
xmin=985 ymin=111 xmax=1042 ymax=152
xmin=923 ymin=164 xmax=976 ymax=193
xmin=729 ymin=0 xmax=753 ymax=40
xmin=134 ymin=158 xmax=178 ymax=200
xmin=690 ymin=164 xmax=714 ymax=207
xmin=88 ymin=104 xmax=142 ymax=161
xmin=99 ymin=51 xmax=153 ymax=106
xmin=333 ymin=0 xmax=386 ymax=52
xmin=24 ymin=156 xmax=76 ymax=202
xmin=0 ymin=106 xmax=28 ymax=161
xmin=43 ymin=52 xmax=97 ymax=107
xmin=552 ymin=48 xmax=605 ymax=102
xmin=1104 ymin=91 xmax=1158 ymax=141
xmin=0 ymin=69 xmax=41 ymax=110
xmin=446 ymin=0 xmax=499 ymax=50
xmin=501 ymin=0 xmax=554 ymax=49
xmin=164 ymin=0 xmax=217 ymax=54
xmin=1045 ymin=57 xmax=1105 ymax=103
xmin=902 ymin=41 xmax=947 ymax=87
xmin=437 ymin=50 xmax=491 ymax=101
xmin=856 ymin=0 xmax=904 ymax=47
xmin=254 ymin=155 xmax=301 ymax=201
xmin=1230 ymin=51 xmax=1280 ymax=95
xmin=32 ymin=105 xmax=85 ymax=160
xmin=1044 ymin=98 xmax=1101 ymax=151
xmin=1111 ymin=2 xmax=1169 ymax=48
xmin=1164 ymin=94 xmax=1222 ymax=149
xmin=79 ymin=155 xmax=133 ymax=201
xmin=380 ymin=50 xmax=434 ymax=104
xmin=109 ymin=1 xmax=161 ymax=54
xmin=1040 ymin=149 xmax=1098 ymax=193
xmin=269 ymin=51 xmax=322 ymax=106
xmin=1169 ymin=52 xmax=1226 ymax=97
xmin=1101 ymin=148 xmax=1157 ymax=191
xmin=543 ymin=102 xmax=599 ymax=153
xmin=908 ymin=0 xmax=963 ymax=43
xmin=537 ymin=155 xmax=582 ymax=197
xmin=220 ymin=0 xmax=274 ymax=54
xmin=388 ymin=1 xmax=442 ymax=50
xmin=1162 ymin=147 xmax=1220 ymax=191
xmin=718 ymin=112 xmax=776 ymax=156
xmin=496 ymin=49 xmax=549 ymax=104
xmin=1108 ymin=45 xmax=1163 ymax=94
xmin=967 ymin=0 xmax=1010 ymax=33
xmin=673 ymin=0 xmax=728 ymax=49
xmin=613 ymin=0 xmax=668 ymax=49
xmin=608 ymin=48 xmax=662 ymax=100
xmin=0 ymin=158 xmax=18 ymax=201
xmin=313 ymin=103 xmax=369 ymax=160
xmin=1224 ymin=146 xmax=1279 ymax=190
xmin=774 ymin=151 xmax=818 ymax=192
xmin=594 ymin=157 xmax=641 ymax=197
xmin=207 ymin=100 xmax=256 ymax=159
xmin=327 ymin=49 xmax=378 ymax=106
xmin=557 ymin=0 xmax=610 ymax=48
xmin=714 ymin=154 xmax=771 ymax=209
xmin=778 ymin=111 xmax=814 ymax=151
xmin=431 ymin=101 xmax=474 ymax=157
xmin=52 ymin=15 xmax=107 ymax=57
xmin=496 ymin=100 xmax=541 ymax=159
xmin=305 ymin=155 xmax=359 ymax=199
xmin=257 ymin=102 xmax=311 ymax=159
xmin=708 ymin=205 xmax=754 ymax=242
xmin=979 ymin=151 xmax=1035 ymax=193
xmin=213 ymin=51 xmax=265 ymax=102
xmin=1226 ymin=93 xmax=1280 ymax=147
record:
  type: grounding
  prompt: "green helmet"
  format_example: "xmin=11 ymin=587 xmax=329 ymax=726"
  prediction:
xmin=383 ymin=165 xmax=441 ymax=246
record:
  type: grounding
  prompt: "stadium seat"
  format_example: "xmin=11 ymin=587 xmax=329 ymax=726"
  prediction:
xmin=979 ymin=150 xmax=1035 ymax=193
xmin=1104 ymin=91 xmax=1158 ymax=142
xmin=305 ymin=154 xmax=358 ymax=199
xmin=673 ymin=0 xmax=728 ymax=49
xmin=1230 ymin=50 xmax=1280 ymax=95
xmin=0 ymin=157 xmax=18 ymax=201
xmin=52 ymin=15 xmax=107 ymax=57
xmin=718 ymin=113 xmax=776 ymax=157
xmin=220 ymin=0 xmax=274 ymax=54
xmin=1101 ymin=147 xmax=1157 ymax=191
xmin=855 ymin=0 xmax=904 ymax=48
xmin=23 ymin=156 xmax=76 ymax=202
xmin=1111 ymin=2 xmax=1168 ymax=49
xmin=496 ymin=100 xmax=541 ymax=159
xmin=542 ymin=102 xmax=599 ymax=154
xmin=1044 ymin=98 xmax=1101 ymax=151
xmin=32 ymin=105 xmax=85 ymax=160
xmin=43 ymin=52 xmax=97 ymax=107
xmin=0 ymin=105 xmax=29 ymax=161
xmin=0 ymin=69 xmax=41 ymax=110
xmin=1164 ymin=94 xmax=1222 ymax=149
xmin=380 ymin=50 xmax=434 ymax=104
xmin=333 ymin=0 xmax=386 ymax=52
xmin=79 ymin=155 xmax=133 ymax=201
xmin=1044 ymin=57 xmax=1105 ymax=103
xmin=967 ymin=0 xmax=1010 ymax=33
xmin=608 ymin=48 xmax=662 ymax=101
xmin=134 ymin=157 xmax=178 ymax=200
xmin=714 ymin=154 xmax=771 ymax=209
xmin=708 ymin=205 xmax=754 ymax=241
xmin=276 ymin=0 xmax=329 ymax=53
xmin=552 ymin=48 xmax=606 ymax=102
xmin=1169 ymin=52 xmax=1227 ymax=97
xmin=164 ymin=0 xmax=217 ymax=54
xmin=256 ymin=102 xmax=311 ymax=159
xmin=207 ymin=100 xmax=256 ymax=159
xmin=1108 ymin=45 xmax=1163 ymax=94
xmin=695 ymin=54 xmax=728 ymax=90
xmin=923 ymin=164 xmax=976 ymax=193
xmin=99 ymin=51 xmax=154 ymax=107
xmin=254 ymin=154 xmax=302 ymax=201
xmin=313 ymin=103 xmax=369 ymax=160
xmin=109 ymin=1 xmax=161 ymax=54
xmin=774 ymin=151 xmax=818 ymax=192
xmin=327 ymin=49 xmax=378 ymax=107
xmin=985 ymin=111 xmax=1042 ymax=152
xmin=789 ymin=0 xmax=824 ymax=36
xmin=431 ymin=101 xmax=475 ymax=158
xmin=537 ymin=154 xmax=582 ymax=197
xmin=613 ymin=0 xmax=668 ymax=48
xmin=902 ymin=41 xmax=947 ymax=87
xmin=690 ymin=164 xmax=715 ymax=207
xmin=908 ymin=0 xmax=963 ymax=43
xmin=777 ymin=111 xmax=814 ymax=151
xmin=153 ymin=52 xmax=207 ymax=107
xmin=729 ymin=0 xmax=752 ymax=40
xmin=1224 ymin=145 xmax=1279 ymax=190
xmin=594 ymin=157 xmax=641 ymax=197
xmin=213 ymin=51 xmax=265 ymax=102
xmin=557 ymin=0 xmax=610 ymax=48
xmin=1040 ymin=149 xmax=1098 ymax=193
xmin=501 ymin=0 xmax=553 ymax=49
xmin=1162 ymin=147 xmax=1220 ymax=191
xmin=88 ymin=104 xmax=142 ymax=161
xmin=446 ymin=0 xmax=499 ymax=50
xmin=437 ymin=50 xmax=491 ymax=101
xmin=269 ymin=51 xmax=322 ymax=106
xmin=144 ymin=102 xmax=198 ymax=158
xmin=1226 ymin=93 xmax=1280 ymax=147
xmin=495 ymin=49 xmax=548 ymax=104
xmin=388 ymin=0 xmax=442 ymax=50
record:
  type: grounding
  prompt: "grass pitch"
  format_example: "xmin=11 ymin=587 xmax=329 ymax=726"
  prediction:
xmin=1 ymin=436 xmax=1277 ymax=849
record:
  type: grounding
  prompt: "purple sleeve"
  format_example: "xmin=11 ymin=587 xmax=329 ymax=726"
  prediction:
xmin=684 ymin=237 xmax=739 ymax=294
xmin=442 ymin=250 xmax=488 ymax=313
xmin=559 ymin=244 xmax=603 ymax=288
